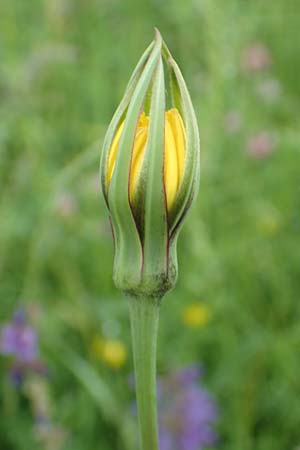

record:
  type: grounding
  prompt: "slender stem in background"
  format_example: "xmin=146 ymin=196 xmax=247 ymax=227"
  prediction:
xmin=129 ymin=296 xmax=160 ymax=450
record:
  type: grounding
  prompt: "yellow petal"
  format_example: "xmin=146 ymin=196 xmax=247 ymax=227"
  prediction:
xmin=106 ymin=120 xmax=124 ymax=186
xmin=164 ymin=115 xmax=179 ymax=208
xmin=138 ymin=111 xmax=149 ymax=128
xmin=130 ymin=126 xmax=148 ymax=201
xmin=106 ymin=109 xmax=185 ymax=210
xmin=167 ymin=108 xmax=186 ymax=184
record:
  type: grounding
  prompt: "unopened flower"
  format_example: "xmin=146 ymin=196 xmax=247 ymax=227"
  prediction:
xmin=100 ymin=29 xmax=200 ymax=298
xmin=101 ymin=31 xmax=200 ymax=450
xmin=182 ymin=303 xmax=210 ymax=328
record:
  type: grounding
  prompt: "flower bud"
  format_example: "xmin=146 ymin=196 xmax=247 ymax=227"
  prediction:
xmin=100 ymin=29 xmax=200 ymax=299
xmin=107 ymin=108 xmax=185 ymax=210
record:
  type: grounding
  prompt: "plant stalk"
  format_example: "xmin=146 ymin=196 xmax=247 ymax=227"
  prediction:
xmin=129 ymin=296 xmax=160 ymax=450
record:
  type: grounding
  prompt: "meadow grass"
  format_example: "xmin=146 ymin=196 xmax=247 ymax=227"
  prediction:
xmin=1 ymin=0 xmax=300 ymax=449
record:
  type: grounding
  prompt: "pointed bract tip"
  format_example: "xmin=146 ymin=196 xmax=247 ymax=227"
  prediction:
xmin=154 ymin=27 xmax=162 ymax=40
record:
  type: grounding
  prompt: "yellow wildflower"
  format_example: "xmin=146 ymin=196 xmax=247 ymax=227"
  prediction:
xmin=257 ymin=213 xmax=281 ymax=236
xmin=91 ymin=337 xmax=127 ymax=369
xmin=182 ymin=303 xmax=210 ymax=328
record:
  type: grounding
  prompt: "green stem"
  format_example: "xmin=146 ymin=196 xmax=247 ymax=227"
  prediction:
xmin=129 ymin=296 xmax=160 ymax=450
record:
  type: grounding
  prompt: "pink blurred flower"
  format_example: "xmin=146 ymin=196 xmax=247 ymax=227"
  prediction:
xmin=246 ymin=132 xmax=276 ymax=159
xmin=89 ymin=172 xmax=100 ymax=194
xmin=55 ymin=192 xmax=77 ymax=218
xmin=242 ymin=43 xmax=272 ymax=72
xmin=224 ymin=110 xmax=242 ymax=133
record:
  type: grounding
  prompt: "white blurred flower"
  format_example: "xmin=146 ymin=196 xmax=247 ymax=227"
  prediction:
xmin=256 ymin=78 xmax=281 ymax=103
xmin=44 ymin=0 xmax=72 ymax=31
xmin=23 ymin=43 xmax=77 ymax=85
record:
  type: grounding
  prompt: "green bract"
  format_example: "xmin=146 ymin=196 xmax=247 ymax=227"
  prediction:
xmin=100 ymin=29 xmax=200 ymax=299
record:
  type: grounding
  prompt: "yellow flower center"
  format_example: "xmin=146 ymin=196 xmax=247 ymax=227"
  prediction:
xmin=107 ymin=108 xmax=186 ymax=209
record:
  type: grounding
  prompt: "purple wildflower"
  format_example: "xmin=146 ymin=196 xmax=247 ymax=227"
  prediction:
xmin=157 ymin=365 xmax=219 ymax=450
xmin=0 ymin=309 xmax=38 ymax=362
xmin=9 ymin=364 xmax=26 ymax=386
xmin=172 ymin=364 xmax=203 ymax=384
xmin=0 ymin=308 xmax=47 ymax=385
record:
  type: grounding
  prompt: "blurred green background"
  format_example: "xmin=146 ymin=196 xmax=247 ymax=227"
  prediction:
xmin=1 ymin=0 xmax=300 ymax=449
